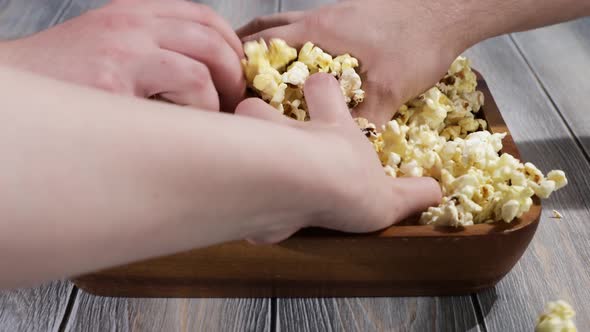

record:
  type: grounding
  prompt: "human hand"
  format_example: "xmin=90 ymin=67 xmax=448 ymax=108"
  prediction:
xmin=237 ymin=0 xmax=473 ymax=126
xmin=235 ymin=73 xmax=441 ymax=243
xmin=0 ymin=0 xmax=245 ymax=111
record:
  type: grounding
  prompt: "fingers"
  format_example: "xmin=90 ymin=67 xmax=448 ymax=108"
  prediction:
xmin=148 ymin=0 xmax=243 ymax=57
xmin=389 ymin=177 xmax=442 ymax=221
xmin=137 ymin=50 xmax=219 ymax=111
xmin=350 ymin=80 xmax=400 ymax=128
xmin=241 ymin=21 xmax=308 ymax=48
xmin=236 ymin=11 xmax=305 ymax=38
xmin=154 ymin=18 xmax=245 ymax=112
xmin=304 ymin=73 xmax=352 ymax=124
xmin=235 ymin=98 xmax=293 ymax=126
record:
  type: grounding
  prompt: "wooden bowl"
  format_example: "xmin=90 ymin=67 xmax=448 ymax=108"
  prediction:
xmin=73 ymin=73 xmax=541 ymax=298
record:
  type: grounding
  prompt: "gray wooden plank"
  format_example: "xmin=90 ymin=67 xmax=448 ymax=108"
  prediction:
xmin=0 ymin=281 xmax=74 ymax=332
xmin=276 ymin=0 xmax=482 ymax=330
xmin=195 ymin=0 xmax=278 ymax=28
xmin=65 ymin=292 xmax=270 ymax=332
xmin=464 ymin=35 xmax=590 ymax=331
xmin=281 ymin=0 xmax=334 ymax=11
xmin=511 ymin=18 xmax=590 ymax=155
xmin=0 ymin=0 xmax=74 ymax=39
xmin=278 ymin=297 xmax=481 ymax=332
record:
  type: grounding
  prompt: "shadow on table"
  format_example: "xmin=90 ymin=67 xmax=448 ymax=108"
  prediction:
xmin=474 ymin=287 xmax=498 ymax=324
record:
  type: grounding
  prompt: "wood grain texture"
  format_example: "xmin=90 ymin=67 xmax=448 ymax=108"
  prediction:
xmin=277 ymin=297 xmax=482 ymax=332
xmin=0 ymin=0 xmax=74 ymax=39
xmin=0 ymin=281 xmax=73 ymax=332
xmin=465 ymin=35 xmax=590 ymax=331
xmin=196 ymin=0 xmax=278 ymax=28
xmin=65 ymin=291 xmax=270 ymax=332
xmin=511 ymin=18 xmax=590 ymax=154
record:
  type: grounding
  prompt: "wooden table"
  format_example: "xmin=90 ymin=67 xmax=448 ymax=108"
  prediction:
xmin=1 ymin=1 xmax=588 ymax=331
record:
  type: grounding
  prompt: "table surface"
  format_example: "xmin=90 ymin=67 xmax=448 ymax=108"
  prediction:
xmin=0 ymin=1 xmax=588 ymax=331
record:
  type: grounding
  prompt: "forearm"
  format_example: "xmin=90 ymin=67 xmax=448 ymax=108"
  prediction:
xmin=447 ymin=0 xmax=590 ymax=47
xmin=0 ymin=67 xmax=329 ymax=288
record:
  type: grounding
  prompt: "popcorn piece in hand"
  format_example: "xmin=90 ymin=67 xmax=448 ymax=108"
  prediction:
xmin=330 ymin=54 xmax=359 ymax=76
xmin=242 ymin=39 xmax=365 ymax=121
xmin=339 ymin=68 xmax=365 ymax=107
xmin=298 ymin=42 xmax=333 ymax=73
xmin=535 ymin=300 xmax=577 ymax=332
xmin=282 ymin=61 xmax=309 ymax=86
xmin=268 ymin=39 xmax=297 ymax=70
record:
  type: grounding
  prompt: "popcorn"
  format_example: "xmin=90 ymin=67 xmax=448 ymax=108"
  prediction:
xmin=369 ymin=57 xmax=567 ymax=226
xmin=282 ymin=61 xmax=309 ymax=86
xmin=551 ymin=210 xmax=563 ymax=219
xmin=330 ymin=54 xmax=359 ymax=75
xmin=298 ymin=42 xmax=333 ymax=73
xmin=547 ymin=170 xmax=568 ymax=190
xmin=268 ymin=39 xmax=297 ymax=70
xmin=339 ymin=68 xmax=365 ymax=107
xmin=243 ymin=42 xmax=567 ymax=227
xmin=535 ymin=300 xmax=577 ymax=332
xmin=242 ymin=39 xmax=365 ymax=119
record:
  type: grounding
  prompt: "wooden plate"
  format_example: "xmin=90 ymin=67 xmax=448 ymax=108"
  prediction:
xmin=73 ymin=72 xmax=541 ymax=298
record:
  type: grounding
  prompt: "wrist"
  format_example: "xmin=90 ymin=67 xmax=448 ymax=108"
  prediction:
xmin=0 ymin=40 xmax=24 ymax=68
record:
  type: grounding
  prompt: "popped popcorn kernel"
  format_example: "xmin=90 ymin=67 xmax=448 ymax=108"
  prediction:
xmin=268 ymin=39 xmax=297 ymax=70
xmin=242 ymin=39 xmax=365 ymax=120
xmin=551 ymin=210 xmax=563 ymax=219
xmin=368 ymin=57 xmax=567 ymax=226
xmin=243 ymin=42 xmax=567 ymax=226
xmin=535 ymin=300 xmax=577 ymax=332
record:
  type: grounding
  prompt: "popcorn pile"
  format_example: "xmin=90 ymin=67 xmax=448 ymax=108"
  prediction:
xmin=535 ymin=300 xmax=577 ymax=332
xmin=242 ymin=39 xmax=365 ymax=121
xmin=242 ymin=39 xmax=568 ymax=227
xmin=366 ymin=57 xmax=567 ymax=226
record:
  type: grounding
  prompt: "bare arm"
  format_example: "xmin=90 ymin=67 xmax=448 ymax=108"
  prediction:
xmin=238 ymin=0 xmax=590 ymax=125
xmin=454 ymin=0 xmax=590 ymax=46
xmin=0 ymin=67 xmax=439 ymax=288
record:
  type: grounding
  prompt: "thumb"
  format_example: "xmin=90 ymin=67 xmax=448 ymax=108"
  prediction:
xmin=389 ymin=177 xmax=442 ymax=221
xmin=235 ymin=98 xmax=292 ymax=126
xmin=236 ymin=11 xmax=305 ymax=39
xmin=304 ymin=73 xmax=352 ymax=124
xmin=241 ymin=21 xmax=308 ymax=49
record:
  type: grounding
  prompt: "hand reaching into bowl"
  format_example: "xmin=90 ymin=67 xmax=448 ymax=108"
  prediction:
xmin=0 ymin=0 xmax=246 ymax=112
xmin=238 ymin=0 xmax=590 ymax=126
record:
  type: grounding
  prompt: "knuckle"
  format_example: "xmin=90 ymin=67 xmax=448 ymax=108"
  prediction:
xmin=91 ymin=10 xmax=146 ymax=31
xmin=200 ymin=30 xmax=226 ymax=57
xmin=186 ymin=63 xmax=212 ymax=90
xmin=191 ymin=2 xmax=216 ymax=19
xmin=92 ymin=71 xmax=127 ymax=93
xmin=97 ymin=43 xmax=135 ymax=64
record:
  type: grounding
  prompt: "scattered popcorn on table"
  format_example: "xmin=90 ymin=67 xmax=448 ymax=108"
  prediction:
xmin=242 ymin=39 xmax=568 ymax=226
xmin=551 ymin=210 xmax=563 ymax=219
xmin=535 ymin=300 xmax=577 ymax=332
